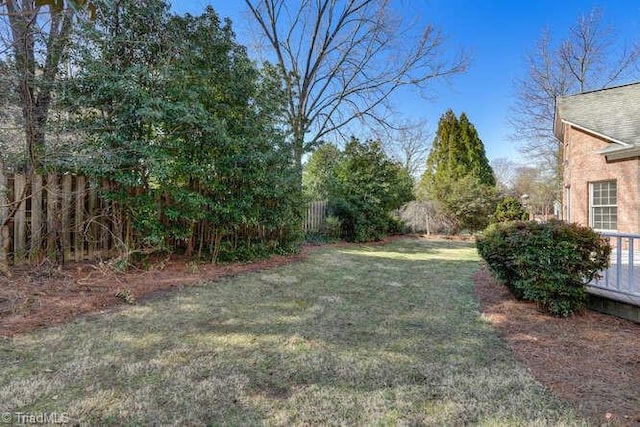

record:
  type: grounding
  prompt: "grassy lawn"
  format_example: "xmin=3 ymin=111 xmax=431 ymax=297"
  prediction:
xmin=0 ymin=238 xmax=585 ymax=425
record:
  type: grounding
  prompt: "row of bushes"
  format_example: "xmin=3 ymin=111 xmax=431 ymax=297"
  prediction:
xmin=476 ymin=220 xmax=611 ymax=317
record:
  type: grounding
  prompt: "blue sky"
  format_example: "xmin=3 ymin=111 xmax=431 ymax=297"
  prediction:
xmin=171 ymin=1 xmax=640 ymax=164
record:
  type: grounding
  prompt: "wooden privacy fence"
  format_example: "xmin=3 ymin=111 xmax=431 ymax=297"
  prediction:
xmin=0 ymin=172 xmax=124 ymax=266
xmin=304 ymin=200 xmax=328 ymax=232
xmin=0 ymin=173 xmax=331 ymax=267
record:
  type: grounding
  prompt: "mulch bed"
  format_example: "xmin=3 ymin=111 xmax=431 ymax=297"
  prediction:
xmin=0 ymin=251 xmax=309 ymax=338
xmin=1 ymin=235 xmax=638 ymax=425
xmin=474 ymin=267 xmax=640 ymax=425
xmin=0 ymin=235 xmax=409 ymax=338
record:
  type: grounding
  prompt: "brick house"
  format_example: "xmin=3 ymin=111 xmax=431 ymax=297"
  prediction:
xmin=554 ymin=82 xmax=640 ymax=233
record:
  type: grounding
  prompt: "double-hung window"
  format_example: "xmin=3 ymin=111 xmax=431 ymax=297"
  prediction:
xmin=589 ymin=180 xmax=617 ymax=231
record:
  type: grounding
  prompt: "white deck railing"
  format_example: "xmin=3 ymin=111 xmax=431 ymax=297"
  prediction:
xmin=589 ymin=232 xmax=640 ymax=306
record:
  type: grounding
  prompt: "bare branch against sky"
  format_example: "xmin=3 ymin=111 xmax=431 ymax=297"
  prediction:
xmin=510 ymin=7 xmax=640 ymax=172
xmin=244 ymin=0 xmax=468 ymax=168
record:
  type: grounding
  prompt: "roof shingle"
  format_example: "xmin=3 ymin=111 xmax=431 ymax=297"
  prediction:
xmin=555 ymin=82 xmax=640 ymax=146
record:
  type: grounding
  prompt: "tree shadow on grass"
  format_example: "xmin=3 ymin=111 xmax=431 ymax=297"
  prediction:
xmin=0 ymin=238 xmax=579 ymax=425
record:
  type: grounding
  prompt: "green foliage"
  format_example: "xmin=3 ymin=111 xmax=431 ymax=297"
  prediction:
xmin=61 ymin=2 xmax=302 ymax=261
xmin=304 ymin=214 xmax=343 ymax=245
xmin=476 ymin=220 xmax=611 ymax=316
xmin=492 ymin=196 xmax=529 ymax=223
xmin=321 ymin=215 xmax=343 ymax=240
xmin=458 ymin=113 xmax=495 ymax=187
xmin=330 ymin=196 xmax=387 ymax=243
xmin=302 ymin=143 xmax=341 ymax=201
xmin=418 ymin=110 xmax=497 ymax=232
xmin=438 ymin=175 xmax=499 ymax=232
xmin=328 ymin=138 xmax=414 ymax=242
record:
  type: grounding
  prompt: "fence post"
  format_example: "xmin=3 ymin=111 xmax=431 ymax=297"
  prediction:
xmin=61 ymin=175 xmax=73 ymax=262
xmin=75 ymin=176 xmax=85 ymax=262
xmin=87 ymin=183 xmax=98 ymax=259
xmin=47 ymin=173 xmax=60 ymax=260
xmin=13 ymin=174 xmax=27 ymax=262
xmin=30 ymin=174 xmax=44 ymax=260
xmin=0 ymin=169 xmax=9 ymax=273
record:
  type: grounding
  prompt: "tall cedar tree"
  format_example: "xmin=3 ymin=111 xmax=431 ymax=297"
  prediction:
xmin=421 ymin=109 xmax=494 ymax=199
xmin=419 ymin=109 xmax=496 ymax=231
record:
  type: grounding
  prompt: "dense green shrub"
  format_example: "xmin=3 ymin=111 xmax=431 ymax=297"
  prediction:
xmin=476 ymin=220 xmax=611 ymax=316
xmin=327 ymin=138 xmax=414 ymax=242
xmin=329 ymin=196 xmax=388 ymax=242
xmin=63 ymin=4 xmax=302 ymax=263
xmin=322 ymin=216 xmax=343 ymax=240
xmin=492 ymin=196 xmax=528 ymax=223
xmin=304 ymin=215 xmax=343 ymax=244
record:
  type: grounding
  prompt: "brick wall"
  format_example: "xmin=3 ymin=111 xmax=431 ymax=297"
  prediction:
xmin=563 ymin=123 xmax=640 ymax=233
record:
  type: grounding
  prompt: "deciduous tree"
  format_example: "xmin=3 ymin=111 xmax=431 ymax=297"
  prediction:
xmin=374 ymin=119 xmax=431 ymax=180
xmin=509 ymin=8 xmax=640 ymax=209
xmin=244 ymin=0 xmax=467 ymax=171
xmin=0 ymin=0 xmax=95 ymax=171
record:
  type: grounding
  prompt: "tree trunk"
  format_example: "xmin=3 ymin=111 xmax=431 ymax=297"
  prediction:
xmin=3 ymin=1 xmax=74 ymax=266
xmin=7 ymin=0 xmax=74 ymax=171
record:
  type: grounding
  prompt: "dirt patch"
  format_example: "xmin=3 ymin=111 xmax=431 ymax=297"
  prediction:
xmin=474 ymin=267 xmax=640 ymax=426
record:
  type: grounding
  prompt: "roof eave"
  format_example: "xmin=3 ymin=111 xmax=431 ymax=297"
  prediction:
xmin=561 ymin=119 xmax=630 ymax=146
xmin=600 ymin=145 xmax=640 ymax=161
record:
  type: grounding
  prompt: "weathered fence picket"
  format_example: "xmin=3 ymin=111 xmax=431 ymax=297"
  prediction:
xmin=0 ymin=173 xmax=116 ymax=266
xmin=31 ymin=174 xmax=43 ymax=260
xmin=305 ymin=200 xmax=328 ymax=232
xmin=0 ymin=174 xmax=330 ymax=267
xmin=0 ymin=169 xmax=9 ymax=270
xmin=14 ymin=174 xmax=27 ymax=261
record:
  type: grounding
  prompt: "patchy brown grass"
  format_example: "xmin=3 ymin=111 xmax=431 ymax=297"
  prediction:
xmin=0 ymin=237 xmax=582 ymax=425
xmin=0 ymin=252 xmax=308 ymax=337
xmin=2 ymin=235 xmax=638 ymax=425
xmin=0 ymin=235 xmax=414 ymax=338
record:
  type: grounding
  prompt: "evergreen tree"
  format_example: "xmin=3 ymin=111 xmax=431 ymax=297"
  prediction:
xmin=419 ymin=109 xmax=497 ymax=232
xmin=459 ymin=113 xmax=495 ymax=187
xmin=61 ymin=3 xmax=301 ymax=260
xmin=421 ymin=109 xmax=459 ymax=201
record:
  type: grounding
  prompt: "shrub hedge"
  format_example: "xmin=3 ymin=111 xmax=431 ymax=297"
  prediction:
xmin=476 ymin=220 xmax=611 ymax=317
xmin=492 ymin=196 xmax=528 ymax=223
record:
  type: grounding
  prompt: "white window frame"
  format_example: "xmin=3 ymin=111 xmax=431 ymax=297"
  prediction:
xmin=589 ymin=180 xmax=617 ymax=231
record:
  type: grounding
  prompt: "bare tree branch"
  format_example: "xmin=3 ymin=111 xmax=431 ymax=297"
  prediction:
xmin=372 ymin=118 xmax=431 ymax=179
xmin=245 ymin=0 xmax=468 ymax=169
xmin=509 ymin=7 xmax=640 ymax=203
xmin=2 ymin=0 xmax=77 ymax=171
